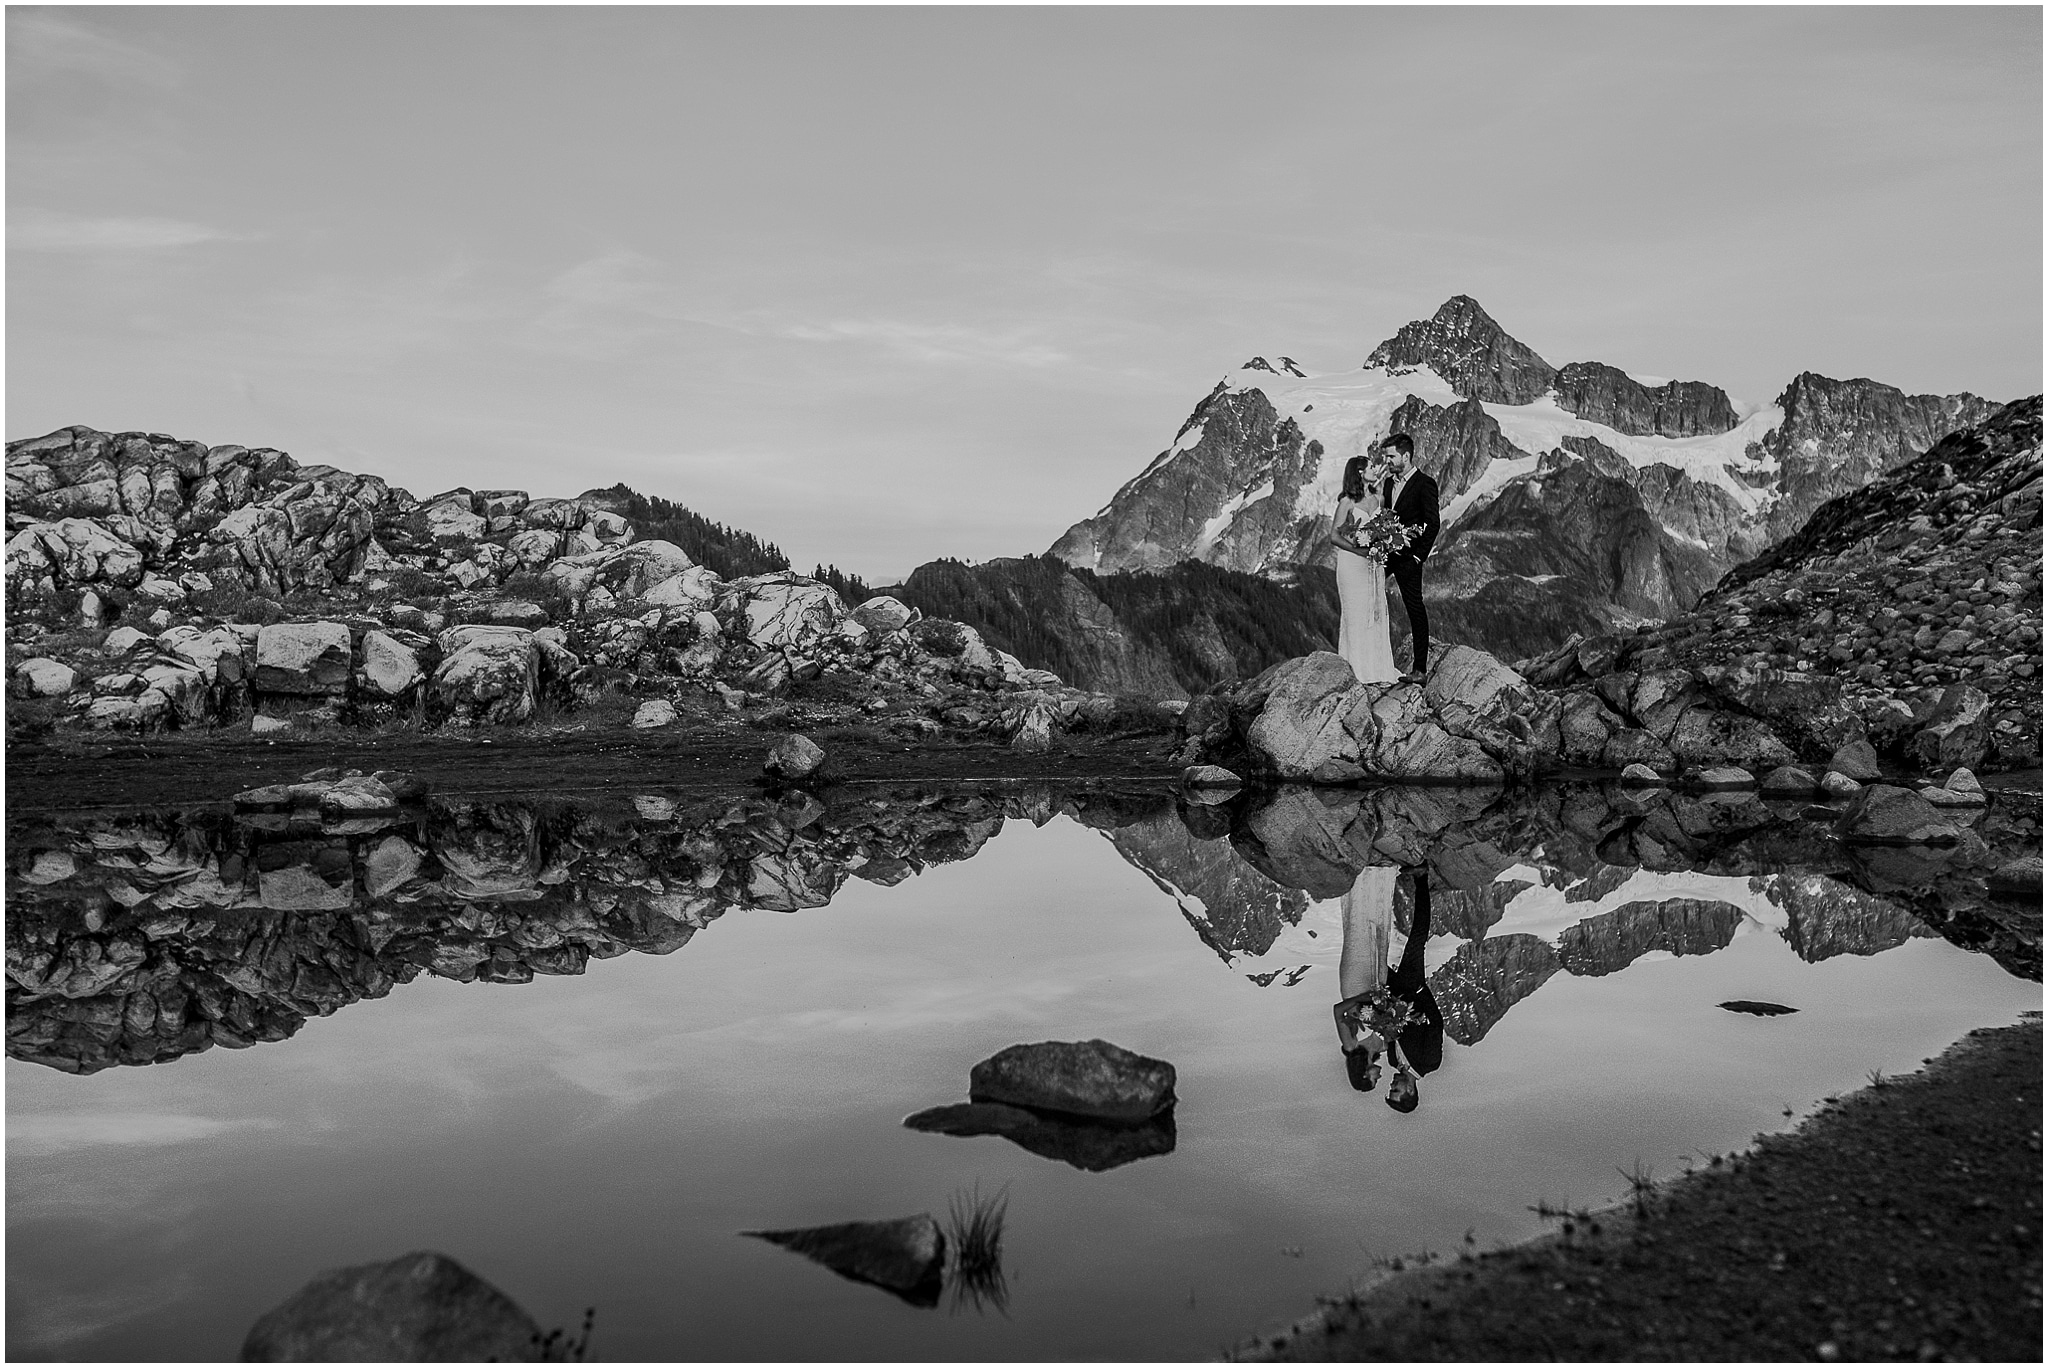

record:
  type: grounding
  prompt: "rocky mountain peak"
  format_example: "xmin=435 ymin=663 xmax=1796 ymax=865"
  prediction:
xmin=1241 ymin=356 xmax=1307 ymax=378
xmin=1364 ymin=296 xmax=1558 ymax=405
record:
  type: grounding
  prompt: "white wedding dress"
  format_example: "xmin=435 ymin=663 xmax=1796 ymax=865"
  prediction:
xmin=1335 ymin=494 xmax=1399 ymax=684
xmin=1338 ymin=863 xmax=1398 ymax=1002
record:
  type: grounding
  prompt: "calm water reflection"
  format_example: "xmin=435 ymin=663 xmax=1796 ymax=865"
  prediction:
xmin=8 ymin=778 xmax=2040 ymax=1359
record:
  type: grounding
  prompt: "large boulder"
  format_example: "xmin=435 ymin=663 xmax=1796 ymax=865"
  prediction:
xmin=15 ymin=658 xmax=76 ymax=697
xmin=764 ymin=733 xmax=827 ymax=781
xmin=852 ymin=595 xmax=917 ymax=634
xmin=5 ymin=517 xmax=147 ymax=592
xmin=1696 ymin=662 xmax=1862 ymax=755
xmin=356 ymin=630 xmax=424 ymax=699
xmin=1240 ymin=653 xmax=1507 ymax=784
xmin=254 ymin=622 xmax=352 ymax=696
xmin=158 ymin=625 xmax=253 ymax=684
xmin=1242 ymin=653 xmax=1371 ymax=783
xmin=431 ymin=625 xmax=538 ymax=725
xmin=968 ymin=1038 xmax=1176 ymax=1122
xmin=1911 ymin=684 xmax=1991 ymax=773
xmin=240 ymin=1250 xmax=544 ymax=1362
xmin=1834 ymin=784 xmax=1965 ymax=846
xmin=738 ymin=574 xmax=850 ymax=653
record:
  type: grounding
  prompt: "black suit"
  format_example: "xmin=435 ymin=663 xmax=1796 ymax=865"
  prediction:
xmin=1388 ymin=868 xmax=1444 ymax=1076
xmin=1381 ymin=471 xmax=1441 ymax=674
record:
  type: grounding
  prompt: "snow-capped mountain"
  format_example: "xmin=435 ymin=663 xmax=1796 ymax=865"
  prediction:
xmin=1051 ymin=297 xmax=1999 ymax=661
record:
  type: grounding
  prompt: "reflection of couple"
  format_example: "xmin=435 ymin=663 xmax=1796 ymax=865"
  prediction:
xmin=1332 ymin=433 xmax=1441 ymax=684
xmin=1331 ymin=864 xmax=1443 ymax=1112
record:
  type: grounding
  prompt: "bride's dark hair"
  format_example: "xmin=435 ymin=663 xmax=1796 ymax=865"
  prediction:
xmin=1341 ymin=455 xmax=1371 ymax=502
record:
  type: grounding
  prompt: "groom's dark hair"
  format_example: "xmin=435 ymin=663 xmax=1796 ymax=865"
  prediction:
xmin=1379 ymin=433 xmax=1415 ymax=457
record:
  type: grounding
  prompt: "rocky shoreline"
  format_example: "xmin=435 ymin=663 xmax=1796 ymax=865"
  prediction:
xmin=1232 ymin=1018 xmax=2042 ymax=1363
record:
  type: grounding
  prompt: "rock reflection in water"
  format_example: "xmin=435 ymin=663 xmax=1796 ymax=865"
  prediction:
xmin=1101 ymin=778 xmax=2040 ymax=1048
xmin=902 ymin=1101 xmax=1177 ymax=1173
xmin=7 ymin=776 xmax=2034 ymax=1077
xmin=4 ymin=783 xmax=1171 ymax=1074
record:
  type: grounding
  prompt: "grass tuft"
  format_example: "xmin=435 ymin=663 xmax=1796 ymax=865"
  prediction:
xmin=945 ymin=1183 xmax=1010 ymax=1316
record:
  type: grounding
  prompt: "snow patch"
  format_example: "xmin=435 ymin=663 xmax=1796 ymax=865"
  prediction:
xmin=1195 ymin=478 xmax=1275 ymax=557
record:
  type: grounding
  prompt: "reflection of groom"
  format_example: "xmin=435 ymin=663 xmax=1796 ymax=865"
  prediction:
xmin=1373 ymin=434 xmax=1441 ymax=681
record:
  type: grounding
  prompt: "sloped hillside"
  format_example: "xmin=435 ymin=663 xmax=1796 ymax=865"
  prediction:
xmin=1520 ymin=396 xmax=2043 ymax=771
xmin=888 ymin=554 xmax=1340 ymax=699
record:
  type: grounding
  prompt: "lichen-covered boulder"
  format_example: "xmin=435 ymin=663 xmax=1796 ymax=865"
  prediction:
xmin=254 ymin=621 xmax=352 ymax=696
xmin=431 ymin=625 xmax=538 ymax=725
xmin=632 ymin=698 xmax=678 ymax=729
xmin=15 ymin=658 xmax=76 ymax=697
xmin=357 ymin=630 xmax=425 ymax=699
xmin=738 ymin=573 xmax=849 ymax=653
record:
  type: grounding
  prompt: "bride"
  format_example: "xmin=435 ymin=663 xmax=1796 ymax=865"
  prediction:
xmin=1332 ymin=443 xmax=1400 ymax=683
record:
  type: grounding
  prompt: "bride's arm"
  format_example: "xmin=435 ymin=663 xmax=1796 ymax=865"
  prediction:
xmin=1331 ymin=496 xmax=1365 ymax=554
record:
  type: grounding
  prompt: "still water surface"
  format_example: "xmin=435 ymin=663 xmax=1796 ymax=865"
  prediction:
xmin=7 ymin=780 xmax=2038 ymax=1359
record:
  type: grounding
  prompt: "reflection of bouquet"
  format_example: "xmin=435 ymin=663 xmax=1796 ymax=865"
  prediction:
xmin=1337 ymin=508 xmax=1417 ymax=560
xmin=1346 ymin=987 xmax=1425 ymax=1040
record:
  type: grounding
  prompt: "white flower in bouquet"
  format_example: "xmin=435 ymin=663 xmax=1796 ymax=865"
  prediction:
xmin=1337 ymin=508 xmax=1417 ymax=559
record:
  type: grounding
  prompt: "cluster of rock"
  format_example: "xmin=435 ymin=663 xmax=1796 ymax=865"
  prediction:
xmin=4 ymin=778 xmax=1167 ymax=1074
xmin=5 ymin=425 xmax=1118 ymax=745
xmin=1176 ymin=645 xmax=1556 ymax=785
xmin=1518 ymin=396 xmax=2043 ymax=775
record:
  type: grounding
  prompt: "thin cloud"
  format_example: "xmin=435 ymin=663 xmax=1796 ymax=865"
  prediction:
xmin=11 ymin=210 xmax=254 ymax=252
xmin=8 ymin=1110 xmax=278 ymax=1156
xmin=776 ymin=318 xmax=1070 ymax=368
xmin=7 ymin=12 xmax=182 ymax=87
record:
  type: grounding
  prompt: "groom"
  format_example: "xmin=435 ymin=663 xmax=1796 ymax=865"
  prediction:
xmin=1374 ymin=434 xmax=1441 ymax=681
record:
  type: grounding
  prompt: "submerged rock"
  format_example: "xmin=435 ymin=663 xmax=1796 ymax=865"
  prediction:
xmin=903 ymin=1100 xmax=1176 ymax=1172
xmin=240 ymin=1249 xmax=544 ymax=1362
xmin=967 ymin=1038 xmax=1175 ymax=1122
xmin=744 ymin=1214 xmax=945 ymax=1307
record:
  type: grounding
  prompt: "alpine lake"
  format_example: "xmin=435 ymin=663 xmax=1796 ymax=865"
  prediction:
xmin=7 ymin=772 xmax=2039 ymax=1361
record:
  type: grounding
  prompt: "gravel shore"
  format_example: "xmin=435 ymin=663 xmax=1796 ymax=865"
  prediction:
xmin=1233 ymin=1018 xmax=2042 ymax=1362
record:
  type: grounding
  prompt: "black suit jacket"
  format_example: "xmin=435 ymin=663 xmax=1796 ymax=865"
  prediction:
xmin=1388 ymin=868 xmax=1444 ymax=1076
xmin=1384 ymin=471 xmax=1441 ymax=570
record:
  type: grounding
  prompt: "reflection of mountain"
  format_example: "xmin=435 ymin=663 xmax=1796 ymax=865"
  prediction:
xmin=5 ymin=784 xmax=1160 ymax=1074
xmin=1555 ymin=898 xmax=1747 ymax=977
xmin=1428 ymin=934 xmax=1561 ymax=1047
xmin=1088 ymin=781 xmax=2034 ymax=1049
xmin=1763 ymin=873 xmax=1939 ymax=963
xmin=1108 ymin=817 xmax=1308 ymax=964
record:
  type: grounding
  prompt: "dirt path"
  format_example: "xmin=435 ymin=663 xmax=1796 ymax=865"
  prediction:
xmin=4 ymin=725 xmax=1183 ymax=812
xmin=1235 ymin=1020 xmax=2042 ymax=1363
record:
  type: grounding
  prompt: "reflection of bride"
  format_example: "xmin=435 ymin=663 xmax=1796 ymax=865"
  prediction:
xmin=1333 ymin=450 xmax=1399 ymax=684
xmin=1331 ymin=864 xmax=1443 ymax=1111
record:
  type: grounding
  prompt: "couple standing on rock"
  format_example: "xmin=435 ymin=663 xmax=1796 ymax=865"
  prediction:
xmin=1333 ymin=433 xmax=1441 ymax=684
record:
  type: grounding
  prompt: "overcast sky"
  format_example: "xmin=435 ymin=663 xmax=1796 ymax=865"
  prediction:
xmin=9 ymin=6 xmax=2040 ymax=582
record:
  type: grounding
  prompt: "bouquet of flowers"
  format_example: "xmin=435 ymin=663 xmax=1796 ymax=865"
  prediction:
xmin=1343 ymin=987 xmax=1426 ymax=1041
xmin=1336 ymin=507 xmax=1417 ymax=560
